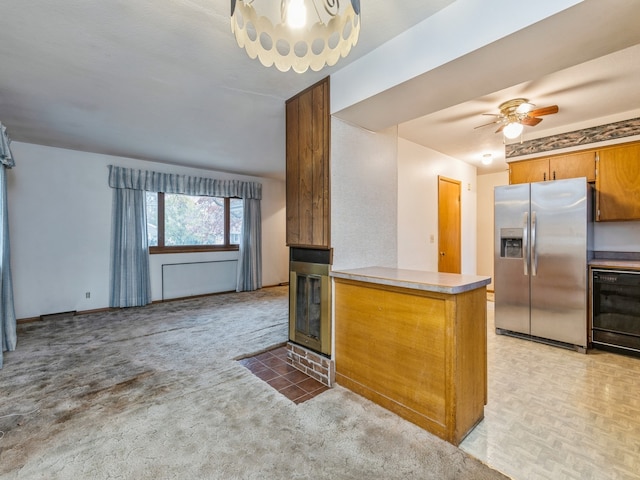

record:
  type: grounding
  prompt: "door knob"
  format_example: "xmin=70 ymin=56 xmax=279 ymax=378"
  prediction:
xmin=440 ymin=252 xmax=445 ymax=256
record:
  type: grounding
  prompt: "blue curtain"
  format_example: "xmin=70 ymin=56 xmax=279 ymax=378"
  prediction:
xmin=0 ymin=122 xmax=16 ymax=368
xmin=109 ymin=187 xmax=152 ymax=307
xmin=236 ymin=198 xmax=262 ymax=292
xmin=107 ymin=165 xmax=263 ymax=304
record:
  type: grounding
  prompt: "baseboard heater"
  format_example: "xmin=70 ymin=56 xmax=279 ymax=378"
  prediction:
xmin=161 ymin=260 xmax=238 ymax=301
xmin=40 ymin=311 xmax=77 ymax=321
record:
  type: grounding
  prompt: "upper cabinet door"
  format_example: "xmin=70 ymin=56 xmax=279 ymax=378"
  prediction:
xmin=550 ymin=151 xmax=596 ymax=182
xmin=509 ymin=158 xmax=549 ymax=184
xmin=286 ymin=77 xmax=330 ymax=248
xmin=509 ymin=150 xmax=596 ymax=184
xmin=596 ymin=142 xmax=640 ymax=221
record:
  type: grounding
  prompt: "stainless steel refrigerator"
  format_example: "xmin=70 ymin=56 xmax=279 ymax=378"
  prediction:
xmin=494 ymin=177 xmax=593 ymax=351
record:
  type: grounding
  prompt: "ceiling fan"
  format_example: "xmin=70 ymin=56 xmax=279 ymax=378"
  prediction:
xmin=475 ymin=98 xmax=559 ymax=139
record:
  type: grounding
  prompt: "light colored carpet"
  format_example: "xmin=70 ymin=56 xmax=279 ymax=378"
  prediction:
xmin=0 ymin=287 xmax=509 ymax=479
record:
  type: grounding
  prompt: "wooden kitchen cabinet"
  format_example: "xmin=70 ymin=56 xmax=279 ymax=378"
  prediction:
xmin=550 ymin=151 xmax=596 ymax=181
xmin=509 ymin=151 xmax=596 ymax=184
xmin=595 ymin=142 xmax=640 ymax=221
xmin=509 ymin=157 xmax=550 ymax=184
xmin=286 ymin=77 xmax=330 ymax=248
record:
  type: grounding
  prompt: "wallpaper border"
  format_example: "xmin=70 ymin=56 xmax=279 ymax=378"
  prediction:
xmin=505 ymin=117 xmax=640 ymax=158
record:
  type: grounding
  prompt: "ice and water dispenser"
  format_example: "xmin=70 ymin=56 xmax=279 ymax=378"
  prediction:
xmin=500 ymin=228 xmax=523 ymax=259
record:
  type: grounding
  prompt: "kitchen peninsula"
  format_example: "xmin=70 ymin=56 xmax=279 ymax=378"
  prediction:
xmin=331 ymin=267 xmax=491 ymax=445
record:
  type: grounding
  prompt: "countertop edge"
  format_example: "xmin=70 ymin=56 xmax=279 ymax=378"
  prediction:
xmin=589 ymin=259 xmax=640 ymax=270
xmin=331 ymin=268 xmax=491 ymax=294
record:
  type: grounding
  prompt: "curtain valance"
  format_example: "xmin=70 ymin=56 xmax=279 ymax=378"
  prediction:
xmin=108 ymin=165 xmax=262 ymax=200
xmin=0 ymin=123 xmax=15 ymax=168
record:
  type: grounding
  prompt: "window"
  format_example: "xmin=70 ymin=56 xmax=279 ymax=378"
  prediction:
xmin=146 ymin=192 xmax=243 ymax=253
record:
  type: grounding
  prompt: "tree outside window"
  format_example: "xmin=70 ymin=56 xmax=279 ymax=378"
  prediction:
xmin=146 ymin=192 xmax=242 ymax=253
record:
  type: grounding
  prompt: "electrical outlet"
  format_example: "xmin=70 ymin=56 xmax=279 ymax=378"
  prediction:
xmin=85 ymin=292 xmax=91 ymax=299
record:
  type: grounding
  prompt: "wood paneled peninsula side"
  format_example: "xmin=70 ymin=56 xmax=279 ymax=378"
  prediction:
xmin=331 ymin=267 xmax=491 ymax=446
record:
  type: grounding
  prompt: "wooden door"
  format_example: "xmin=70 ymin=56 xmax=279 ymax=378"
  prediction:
xmin=509 ymin=158 xmax=549 ymax=184
xmin=596 ymin=142 xmax=640 ymax=221
xmin=438 ymin=176 xmax=461 ymax=273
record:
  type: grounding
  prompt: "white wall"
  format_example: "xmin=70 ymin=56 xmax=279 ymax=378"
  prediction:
xmin=7 ymin=142 xmax=288 ymax=319
xmin=477 ymin=170 xmax=509 ymax=290
xmin=594 ymin=222 xmax=640 ymax=252
xmin=397 ymin=138 xmax=478 ymax=274
xmin=330 ymin=119 xmax=398 ymax=271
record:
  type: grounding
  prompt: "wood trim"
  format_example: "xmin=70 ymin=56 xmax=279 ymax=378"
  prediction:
xmin=285 ymin=76 xmax=331 ymax=104
xmin=299 ymin=88 xmax=314 ymax=244
xmin=312 ymin=80 xmax=327 ymax=246
xmin=324 ymin=78 xmax=331 ymax=247
xmin=285 ymin=76 xmax=331 ymax=248
xmin=286 ymin=98 xmax=300 ymax=245
xmin=149 ymin=245 xmax=239 ymax=254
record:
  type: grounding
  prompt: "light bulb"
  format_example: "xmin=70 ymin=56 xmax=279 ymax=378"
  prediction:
xmin=286 ymin=0 xmax=307 ymax=29
xmin=503 ymin=122 xmax=523 ymax=139
xmin=515 ymin=102 xmax=534 ymax=114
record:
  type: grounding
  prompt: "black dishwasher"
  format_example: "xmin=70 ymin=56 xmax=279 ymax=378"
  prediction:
xmin=592 ymin=269 xmax=640 ymax=356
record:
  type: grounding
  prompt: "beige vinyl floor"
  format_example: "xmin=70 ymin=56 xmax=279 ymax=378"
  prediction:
xmin=460 ymin=299 xmax=640 ymax=480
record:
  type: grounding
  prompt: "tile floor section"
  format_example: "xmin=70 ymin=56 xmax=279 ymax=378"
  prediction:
xmin=460 ymin=298 xmax=640 ymax=480
xmin=239 ymin=346 xmax=329 ymax=404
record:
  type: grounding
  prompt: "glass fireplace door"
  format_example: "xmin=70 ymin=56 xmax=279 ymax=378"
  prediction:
xmin=289 ymin=260 xmax=331 ymax=356
xmin=296 ymin=274 xmax=322 ymax=341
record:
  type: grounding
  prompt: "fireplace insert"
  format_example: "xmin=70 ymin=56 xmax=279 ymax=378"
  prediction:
xmin=289 ymin=248 xmax=332 ymax=356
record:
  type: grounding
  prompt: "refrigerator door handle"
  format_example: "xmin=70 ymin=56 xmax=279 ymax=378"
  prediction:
xmin=531 ymin=211 xmax=537 ymax=276
xmin=523 ymin=212 xmax=529 ymax=276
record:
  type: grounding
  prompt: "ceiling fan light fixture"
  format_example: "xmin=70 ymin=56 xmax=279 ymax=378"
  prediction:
xmin=475 ymin=97 xmax=559 ymax=140
xmin=230 ymin=0 xmax=361 ymax=74
xmin=503 ymin=121 xmax=524 ymax=139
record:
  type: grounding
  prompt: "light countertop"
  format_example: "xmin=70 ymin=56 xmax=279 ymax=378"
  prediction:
xmin=330 ymin=266 xmax=491 ymax=294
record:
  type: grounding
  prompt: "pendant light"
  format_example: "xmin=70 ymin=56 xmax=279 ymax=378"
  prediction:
xmin=230 ymin=0 xmax=361 ymax=74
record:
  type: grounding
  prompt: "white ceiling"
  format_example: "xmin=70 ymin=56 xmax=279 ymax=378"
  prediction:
xmin=1 ymin=1 xmax=639 ymax=180
xmin=0 ymin=0 xmax=453 ymax=179
xmin=398 ymin=44 xmax=640 ymax=175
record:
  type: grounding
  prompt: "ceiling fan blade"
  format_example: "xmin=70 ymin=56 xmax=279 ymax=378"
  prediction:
xmin=520 ymin=116 xmax=543 ymax=126
xmin=474 ymin=119 xmax=502 ymax=129
xmin=528 ymin=105 xmax=559 ymax=117
xmin=495 ymin=124 xmax=505 ymax=134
